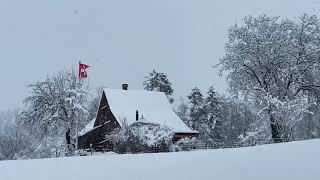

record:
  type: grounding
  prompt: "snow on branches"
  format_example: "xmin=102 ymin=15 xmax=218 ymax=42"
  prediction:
xmin=18 ymin=71 xmax=89 ymax=158
xmin=143 ymin=70 xmax=174 ymax=103
xmin=219 ymin=14 xmax=320 ymax=142
xmin=108 ymin=119 xmax=173 ymax=153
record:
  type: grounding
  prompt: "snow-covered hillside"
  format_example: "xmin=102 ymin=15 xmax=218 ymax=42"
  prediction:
xmin=1 ymin=139 xmax=319 ymax=180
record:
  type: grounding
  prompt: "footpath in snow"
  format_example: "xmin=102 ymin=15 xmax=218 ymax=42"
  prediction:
xmin=0 ymin=139 xmax=319 ymax=180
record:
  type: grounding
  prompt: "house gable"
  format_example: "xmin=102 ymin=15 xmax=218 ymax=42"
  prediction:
xmin=78 ymin=91 xmax=120 ymax=150
xmin=95 ymin=92 xmax=115 ymax=126
xmin=95 ymin=91 xmax=121 ymax=134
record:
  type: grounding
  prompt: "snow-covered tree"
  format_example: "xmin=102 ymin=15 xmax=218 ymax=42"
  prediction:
xmin=0 ymin=111 xmax=33 ymax=160
xmin=18 ymin=71 xmax=89 ymax=158
xmin=204 ymin=86 xmax=224 ymax=147
xmin=176 ymin=97 xmax=189 ymax=125
xmin=218 ymin=96 xmax=267 ymax=147
xmin=187 ymin=87 xmax=205 ymax=131
xmin=295 ymin=99 xmax=320 ymax=139
xmin=143 ymin=70 xmax=174 ymax=103
xmin=186 ymin=86 xmax=225 ymax=147
xmin=0 ymin=110 xmax=16 ymax=134
xmin=219 ymin=14 xmax=320 ymax=143
xmin=0 ymin=152 xmax=4 ymax=160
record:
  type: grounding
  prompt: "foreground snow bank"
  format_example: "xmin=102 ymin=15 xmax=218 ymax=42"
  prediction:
xmin=1 ymin=139 xmax=319 ymax=180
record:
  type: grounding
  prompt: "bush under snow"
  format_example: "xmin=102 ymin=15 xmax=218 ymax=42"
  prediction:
xmin=109 ymin=120 xmax=173 ymax=153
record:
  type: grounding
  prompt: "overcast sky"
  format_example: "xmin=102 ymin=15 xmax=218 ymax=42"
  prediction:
xmin=0 ymin=0 xmax=319 ymax=111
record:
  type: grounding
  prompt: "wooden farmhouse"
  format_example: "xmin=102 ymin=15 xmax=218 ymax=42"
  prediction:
xmin=77 ymin=84 xmax=199 ymax=151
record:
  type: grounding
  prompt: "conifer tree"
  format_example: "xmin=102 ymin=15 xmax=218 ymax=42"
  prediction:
xmin=143 ymin=70 xmax=174 ymax=103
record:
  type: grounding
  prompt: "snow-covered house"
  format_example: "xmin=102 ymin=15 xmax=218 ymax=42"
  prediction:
xmin=77 ymin=85 xmax=198 ymax=151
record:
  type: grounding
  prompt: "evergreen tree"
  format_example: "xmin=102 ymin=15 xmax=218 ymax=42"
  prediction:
xmin=187 ymin=87 xmax=205 ymax=131
xmin=143 ymin=70 xmax=174 ymax=103
xmin=204 ymin=86 xmax=224 ymax=147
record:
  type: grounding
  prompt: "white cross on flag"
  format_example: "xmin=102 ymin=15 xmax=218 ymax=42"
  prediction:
xmin=79 ymin=63 xmax=90 ymax=79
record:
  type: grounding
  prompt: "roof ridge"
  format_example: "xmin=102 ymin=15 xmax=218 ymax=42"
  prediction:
xmin=103 ymin=88 xmax=165 ymax=94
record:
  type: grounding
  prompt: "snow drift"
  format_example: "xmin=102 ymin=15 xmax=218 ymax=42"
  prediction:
xmin=0 ymin=139 xmax=319 ymax=180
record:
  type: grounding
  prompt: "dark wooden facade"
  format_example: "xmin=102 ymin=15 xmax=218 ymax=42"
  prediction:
xmin=78 ymin=90 xmax=199 ymax=151
xmin=78 ymin=92 xmax=120 ymax=151
xmin=172 ymin=132 xmax=199 ymax=142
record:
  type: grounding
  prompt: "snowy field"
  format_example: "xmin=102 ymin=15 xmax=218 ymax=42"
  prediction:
xmin=0 ymin=139 xmax=319 ymax=180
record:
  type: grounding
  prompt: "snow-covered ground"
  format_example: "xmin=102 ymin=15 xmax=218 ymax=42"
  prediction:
xmin=1 ymin=139 xmax=319 ymax=180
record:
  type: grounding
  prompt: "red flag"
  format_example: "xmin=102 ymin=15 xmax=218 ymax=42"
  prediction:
xmin=79 ymin=63 xmax=90 ymax=78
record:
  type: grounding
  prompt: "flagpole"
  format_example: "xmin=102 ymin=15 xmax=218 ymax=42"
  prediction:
xmin=75 ymin=60 xmax=90 ymax=153
xmin=75 ymin=60 xmax=81 ymax=152
xmin=78 ymin=61 xmax=81 ymax=80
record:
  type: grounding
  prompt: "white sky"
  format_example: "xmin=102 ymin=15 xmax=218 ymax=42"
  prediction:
xmin=0 ymin=0 xmax=319 ymax=110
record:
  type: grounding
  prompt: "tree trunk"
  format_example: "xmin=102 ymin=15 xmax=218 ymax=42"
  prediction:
xmin=270 ymin=115 xmax=283 ymax=143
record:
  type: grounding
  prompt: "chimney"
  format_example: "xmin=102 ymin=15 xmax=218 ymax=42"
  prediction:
xmin=122 ymin=83 xmax=128 ymax=90
xmin=136 ymin=110 xmax=139 ymax=121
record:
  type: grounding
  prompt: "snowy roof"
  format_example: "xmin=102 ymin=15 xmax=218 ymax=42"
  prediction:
xmin=104 ymin=88 xmax=198 ymax=134
xmin=78 ymin=118 xmax=96 ymax=136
